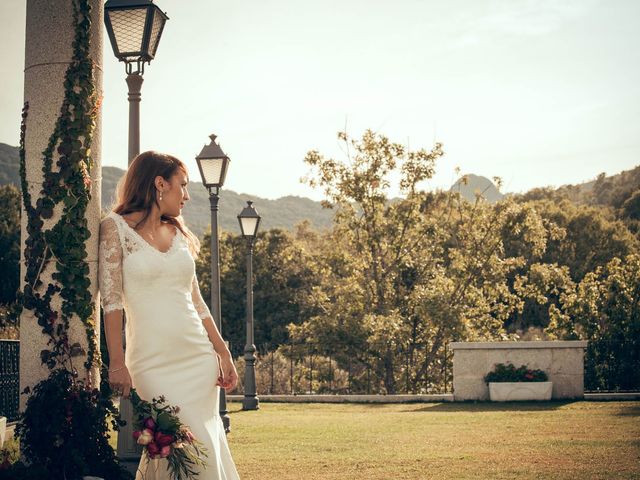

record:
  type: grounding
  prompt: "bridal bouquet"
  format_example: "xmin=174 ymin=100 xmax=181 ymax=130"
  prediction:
xmin=129 ymin=388 xmax=208 ymax=480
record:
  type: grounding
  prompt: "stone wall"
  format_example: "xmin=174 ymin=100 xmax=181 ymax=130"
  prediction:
xmin=450 ymin=341 xmax=588 ymax=401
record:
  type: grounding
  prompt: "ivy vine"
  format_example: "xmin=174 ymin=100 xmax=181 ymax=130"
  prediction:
xmin=9 ymin=1 xmax=130 ymax=477
xmin=17 ymin=0 xmax=100 ymax=375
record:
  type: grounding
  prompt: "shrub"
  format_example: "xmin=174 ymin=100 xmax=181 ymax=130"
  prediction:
xmin=484 ymin=362 xmax=548 ymax=383
xmin=13 ymin=369 xmax=130 ymax=480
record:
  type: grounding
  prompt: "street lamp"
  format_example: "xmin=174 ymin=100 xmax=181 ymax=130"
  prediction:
xmin=104 ymin=0 xmax=168 ymax=163
xmin=237 ymin=201 xmax=261 ymax=411
xmin=195 ymin=134 xmax=231 ymax=432
xmin=104 ymin=1 xmax=168 ymax=471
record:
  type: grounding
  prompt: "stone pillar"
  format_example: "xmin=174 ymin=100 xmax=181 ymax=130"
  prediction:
xmin=20 ymin=0 xmax=103 ymax=409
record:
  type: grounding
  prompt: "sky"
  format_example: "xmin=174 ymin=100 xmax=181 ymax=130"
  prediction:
xmin=0 ymin=0 xmax=639 ymax=201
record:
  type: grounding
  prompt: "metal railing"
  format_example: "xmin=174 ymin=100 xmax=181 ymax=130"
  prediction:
xmin=583 ymin=338 xmax=640 ymax=393
xmin=0 ymin=339 xmax=20 ymax=422
xmin=231 ymin=341 xmax=454 ymax=395
xmin=1 ymin=336 xmax=636 ymax=415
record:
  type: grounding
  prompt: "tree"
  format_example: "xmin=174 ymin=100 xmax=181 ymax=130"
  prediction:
xmin=195 ymin=226 xmax=322 ymax=356
xmin=290 ymin=130 xmax=551 ymax=393
xmin=0 ymin=184 xmax=21 ymax=306
xmin=516 ymin=198 xmax=638 ymax=282
xmin=546 ymin=254 xmax=640 ymax=391
xmin=622 ymin=189 xmax=640 ymax=220
xmin=511 ymin=262 xmax=575 ymax=332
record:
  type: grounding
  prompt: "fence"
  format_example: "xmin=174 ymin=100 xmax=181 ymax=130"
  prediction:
xmin=583 ymin=338 xmax=640 ymax=393
xmin=0 ymin=340 xmax=19 ymax=422
xmin=231 ymin=341 xmax=454 ymax=395
xmin=1 ymin=336 xmax=637 ymax=414
xmin=231 ymin=338 xmax=640 ymax=396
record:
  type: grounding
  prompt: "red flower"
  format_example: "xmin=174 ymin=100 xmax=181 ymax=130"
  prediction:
xmin=144 ymin=417 xmax=156 ymax=430
xmin=155 ymin=431 xmax=175 ymax=447
xmin=147 ymin=441 xmax=160 ymax=457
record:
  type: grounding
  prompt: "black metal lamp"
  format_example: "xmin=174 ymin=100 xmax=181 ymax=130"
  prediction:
xmin=195 ymin=134 xmax=231 ymax=194
xmin=238 ymin=201 xmax=261 ymax=410
xmin=104 ymin=0 xmax=168 ymax=75
xmin=237 ymin=201 xmax=261 ymax=239
xmin=195 ymin=133 xmax=232 ymax=431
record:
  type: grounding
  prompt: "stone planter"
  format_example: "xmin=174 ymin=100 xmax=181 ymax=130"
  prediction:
xmin=0 ymin=416 xmax=6 ymax=446
xmin=488 ymin=381 xmax=553 ymax=401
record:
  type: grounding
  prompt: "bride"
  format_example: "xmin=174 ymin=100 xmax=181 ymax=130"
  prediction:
xmin=99 ymin=151 xmax=240 ymax=479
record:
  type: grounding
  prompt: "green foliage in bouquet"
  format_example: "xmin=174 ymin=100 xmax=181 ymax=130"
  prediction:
xmin=130 ymin=388 xmax=208 ymax=480
xmin=484 ymin=362 xmax=548 ymax=383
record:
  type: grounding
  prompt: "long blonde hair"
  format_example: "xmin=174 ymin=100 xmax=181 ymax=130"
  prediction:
xmin=113 ymin=151 xmax=200 ymax=256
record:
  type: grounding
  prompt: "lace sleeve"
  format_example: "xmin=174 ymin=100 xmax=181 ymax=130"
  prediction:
xmin=191 ymin=275 xmax=212 ymax=320
xmin=98 ymin=216 xmax=124 ymax=313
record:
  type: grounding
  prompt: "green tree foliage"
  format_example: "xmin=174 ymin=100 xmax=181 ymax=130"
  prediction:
xmin=0 ymin=184 xmax=20 ymax=306
xmin=195 ymin=226 xmax=321 ymax=355
xmin=622 ymin=189 xmax=640 ymax=220
xmin=513 ymin=166 xmax=640 ymax=238
xmin=289 ymin=130 xmax=562 ymax=393
xmin=502 ymin=197 xmax=638 ymax=333
xmin=545 ymin=254 xmax=640 ymax=390
xmin=528 ymin=199 xmax=637 ymax=281
xmin=511 ymin=262 xmax=575 ymax=332
xmin=589 ymin=168 xmax=640 ymax=211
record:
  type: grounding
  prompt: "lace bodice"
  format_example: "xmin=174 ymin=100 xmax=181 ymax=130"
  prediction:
xmin=98 ymin=212 xmax=212 ymax=320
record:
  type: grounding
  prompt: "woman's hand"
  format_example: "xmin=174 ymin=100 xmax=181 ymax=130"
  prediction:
xmin=216 ymin=353 xmax=238 ymax=392
xmin=108 ymin=363 xmax=132 ymax=398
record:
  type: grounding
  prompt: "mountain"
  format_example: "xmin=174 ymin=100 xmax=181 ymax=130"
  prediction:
xmin=514 ymin=165 xmax=640 ymax=214
xmin=0 ymin=143 xmax=21 ymax=186
xmin=4 ymin=142 xmax=637 ymax=234
xmin=0 ymin=143 xmax=333 ymax=237
xmin=450 ymin=174 xmax=504 ymax=204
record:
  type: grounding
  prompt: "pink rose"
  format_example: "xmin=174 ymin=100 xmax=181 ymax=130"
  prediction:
xmin=136 ymin=428 xmax=154 ymax=446
xmin=160 ymin=445 xmax=171 ymax=458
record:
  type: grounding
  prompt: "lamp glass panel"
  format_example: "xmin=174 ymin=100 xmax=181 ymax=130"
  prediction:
xmin=148 ymin=9 xmax=165 ymax=57
xmin=200 ymin=158 xmax=224 ymax=186
xmin=240 ymin=217 xmax=258 ymax=237
xmin=108 ymin=8 xmax=147 ymax=55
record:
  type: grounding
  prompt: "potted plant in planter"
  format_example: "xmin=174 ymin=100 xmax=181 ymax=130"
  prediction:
xmin=484 ymin=362 xmax=553 ymax=401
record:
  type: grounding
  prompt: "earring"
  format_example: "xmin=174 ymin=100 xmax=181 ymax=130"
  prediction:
xmin=159 ymin=191 xmax=163 ymax=201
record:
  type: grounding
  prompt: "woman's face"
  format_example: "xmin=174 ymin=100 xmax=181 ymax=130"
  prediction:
xmin=158 ymin=169 xmax=190 ymax=217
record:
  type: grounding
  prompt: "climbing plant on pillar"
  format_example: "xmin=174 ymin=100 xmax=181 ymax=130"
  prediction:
xmin=7 ymin=1 xmax=130 ymax=479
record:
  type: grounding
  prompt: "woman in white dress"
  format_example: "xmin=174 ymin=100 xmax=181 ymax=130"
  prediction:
xmin=99 ymin=151 xmax=241 ymax=479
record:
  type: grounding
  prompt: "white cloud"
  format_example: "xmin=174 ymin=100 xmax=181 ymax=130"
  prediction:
xmin=453 ymin=0 xmax=600 ymax=47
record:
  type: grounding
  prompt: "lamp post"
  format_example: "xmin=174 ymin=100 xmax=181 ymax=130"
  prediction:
xmin=195 ymin=134 xmax=231 ymax=432
xmin=237 ymin=201 xmax=261 ymax=411
xmin=104 ymin=0 xmax=168 ymax=163
xmin=104 ymin=2 xmax=167 ymax=470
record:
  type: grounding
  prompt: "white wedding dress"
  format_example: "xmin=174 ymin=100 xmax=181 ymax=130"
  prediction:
xmin=98 ymin=211 xmax=240 ymax=480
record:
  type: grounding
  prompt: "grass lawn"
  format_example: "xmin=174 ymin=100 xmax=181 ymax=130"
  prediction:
xmin=224 ymin=400 xmax=640 ymax=480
